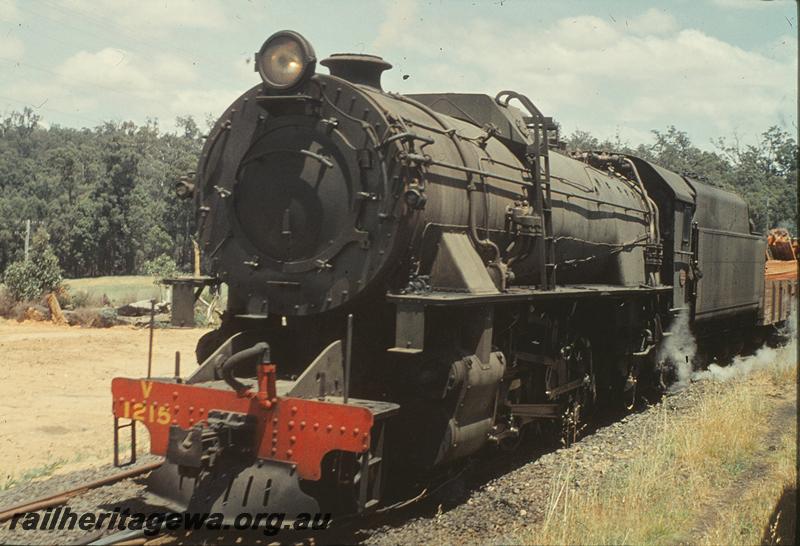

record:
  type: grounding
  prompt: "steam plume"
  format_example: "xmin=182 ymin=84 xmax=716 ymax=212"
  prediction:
xmin=658 ymin=310 xmax=697 ymax=390
xmin=692 ymin=309 xmax=797 ymax=382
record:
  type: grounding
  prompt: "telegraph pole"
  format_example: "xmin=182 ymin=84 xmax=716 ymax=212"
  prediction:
xmin=24 ymin=219 xmax=30 ymax=262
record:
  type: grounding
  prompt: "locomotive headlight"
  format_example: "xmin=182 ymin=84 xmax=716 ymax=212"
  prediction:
xmin=256 ymin=31 xmax=316 ymax=91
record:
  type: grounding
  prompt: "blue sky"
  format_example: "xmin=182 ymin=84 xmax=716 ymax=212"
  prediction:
xmin=0 ymin=0 xmax=796 ymax=149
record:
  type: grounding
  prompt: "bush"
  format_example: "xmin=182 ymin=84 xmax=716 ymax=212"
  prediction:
xmin=142 ymin=254 xmax=179 ymax=279
xmin=3 ymin=229 xmax=63 ymax=302
xmin=194 ymin=305 xmax=209 ymax=328
xmin=67 ymin=306 xmax=118 ymax=327
xmin=95 ymin=307 xmax=119 ymax=327
xmin=69 ymin=289 xmax=102 ymax=308
xmin=70 ymin=307 xmax=99 ymax=326
xmin=55 ymin=283 xmax=71 ymax=308
xmin=11 ymin=301 xmax=49 ymax=322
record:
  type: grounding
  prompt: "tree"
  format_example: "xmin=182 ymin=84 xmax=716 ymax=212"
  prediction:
xmin=0 ymin=112 xmax=203 ymax=277
xmin=564 ymin=125 xmax=797 ymax=234
xmin=714 ymin=126 xmax=797 ymax=232
xmin=142 ymin=254 xmax=179 ymax=278
xmin=0 ymin=109 xmax=793 ymax=278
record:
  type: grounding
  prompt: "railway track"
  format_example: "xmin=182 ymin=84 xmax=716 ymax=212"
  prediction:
xmin=0 ymin=394 xmax=647 ymax=546
xmin=0 ymin=462 xmax=162 ymax=525
xmin=2 ymin=350 xmax=787 ymax=546
xmin=76 ymin=398 xmax=641 ymax=546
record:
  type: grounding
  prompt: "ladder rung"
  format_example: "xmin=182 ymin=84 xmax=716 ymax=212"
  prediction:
xmin=367 ymin=456 xmax=383 ymax=466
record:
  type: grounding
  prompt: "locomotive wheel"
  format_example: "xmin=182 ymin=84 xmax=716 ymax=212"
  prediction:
xmin=549 ymin=335 xmax=595 ymax=446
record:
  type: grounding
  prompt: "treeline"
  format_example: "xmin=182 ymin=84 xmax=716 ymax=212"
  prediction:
xmin=0 ymin=108 xmax=796 ymax=278
xmin=0 ymin=108 xmax=202 ymax=277
xmin=565 ymin=125 xmax=797 ymax=232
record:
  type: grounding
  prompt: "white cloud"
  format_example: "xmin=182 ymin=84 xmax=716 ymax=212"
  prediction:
xmin=55 ymin=0 xmax=229 ymax=33
xmin=0 ymin=0 xmax=24 ymax=59
xmin=549 ymin=16 xmax=621 ymax=51
xmin=233 ymin=54 xmax=257 ymax=82
xmin=0 ymin=44 xmax=254 ymax=130
xmin=710 ymin=0 xmax=784 ymax=9
xmin=627 ymin=8 xmax=678 ymax=36
xmin=0 ymin=34 xmax=24 ymax=59
xmin=378 ymin=9 xmax=796 ymax=146
xmin=169 ymin=87 xmax=244 ymax=120
xmin=57 ymin=48 xmax=198 ymax=94
xmin=373 ymin=0 xmax=418 ymax=49
xmin=0 ymin=1 xmax=793 ymax=144
xmin=1 ymin=78 xmax=102 ymax=125
xmin=761 ymin=33 xmax=798 ymax=62
xmin=0 ymin=0 xmax=21 ymax=23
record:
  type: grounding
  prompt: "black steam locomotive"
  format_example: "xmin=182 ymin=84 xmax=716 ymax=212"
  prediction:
xmin=112 ymin=30 xmax=787 ymax=521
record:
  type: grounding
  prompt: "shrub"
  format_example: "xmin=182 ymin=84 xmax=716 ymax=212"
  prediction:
xmin=142 ymin=254 xmax=179 ymax=279
xmin=11 ymin=301 xmax=49 ymax=322
xmin=71 ymin=307 xmax=99 ymax=326
xmin=69 ymin=307 xmax=118 ymax=327
xmin=194 ymin=306 xmax=208 ymax=328
xmin=55 ymin=283 xmax=71 ymax=308
xmin=3 ymin=229 xmax=63 ymax=302
xmin=95 ymin=307 xmax=119 ymax=327
xmin=69 ymin=289 xmax=102 ymax=308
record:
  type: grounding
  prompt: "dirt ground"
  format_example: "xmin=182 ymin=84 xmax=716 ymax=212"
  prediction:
xmin=0 ymin=319 xmax=208 ymax=486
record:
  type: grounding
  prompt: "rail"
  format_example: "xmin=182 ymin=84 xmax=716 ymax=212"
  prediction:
xmin=0 ymin=461 xmax=162 ymax=523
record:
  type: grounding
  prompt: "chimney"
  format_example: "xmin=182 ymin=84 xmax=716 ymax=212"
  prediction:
xmin=320 ymin=54 xmax=392 ymax=91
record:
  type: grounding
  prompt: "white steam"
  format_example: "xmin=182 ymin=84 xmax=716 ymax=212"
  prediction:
xmin=657 ymin=310 xmax=697 ymax=390
xmin=691 ymin=310 xmax=797 ymax=382
xmin=658 ymin=309 xmax=797 ymax=388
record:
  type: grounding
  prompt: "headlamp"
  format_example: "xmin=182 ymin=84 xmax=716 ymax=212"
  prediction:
xmin=255 ymin=30 xmax=316 ymax=91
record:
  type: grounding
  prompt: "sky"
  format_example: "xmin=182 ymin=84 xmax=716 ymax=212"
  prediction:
xmin=0 ymin=0 xmax=796 ymax=149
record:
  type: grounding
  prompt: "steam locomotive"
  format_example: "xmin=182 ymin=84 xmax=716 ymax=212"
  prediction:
xmin=111 ymin=30 xmax=792 ymax=521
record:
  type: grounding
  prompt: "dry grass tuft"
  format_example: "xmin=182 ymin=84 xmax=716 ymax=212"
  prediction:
xmin=700 ymin=428 xmax=796 ymax=546
xmin=527 ymin=370 xmax=795 ymax=545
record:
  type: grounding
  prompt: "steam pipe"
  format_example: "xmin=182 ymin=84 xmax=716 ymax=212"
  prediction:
xmin=219 ymin=342 xmax=270 ymax=392
xmin=621 ymin=157 xmax=660 ymax=243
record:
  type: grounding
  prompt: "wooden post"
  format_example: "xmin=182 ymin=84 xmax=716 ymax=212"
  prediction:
xmin=192 ymin=239 xmax=201 ymax=277
xmin=24 ymin=219 xmax=30 ymax=262
xmin=46 ymin=293 xmax=66 ymax=325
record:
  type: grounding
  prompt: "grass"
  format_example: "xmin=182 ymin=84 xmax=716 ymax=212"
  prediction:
xmin=524 ymin=366 xmax=797 ymax=545
xmin=63 ymin=275 xmax=227 ymax=315
xmin=0 ymin=431 xmax=154 ymax=492
xmin=64 ymin=275 xmax=163 ymax=305
xmin=701 ymin=430 xmax=796 ymax=546
xmin=1 ymin=458 xmax=70 ymax=491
